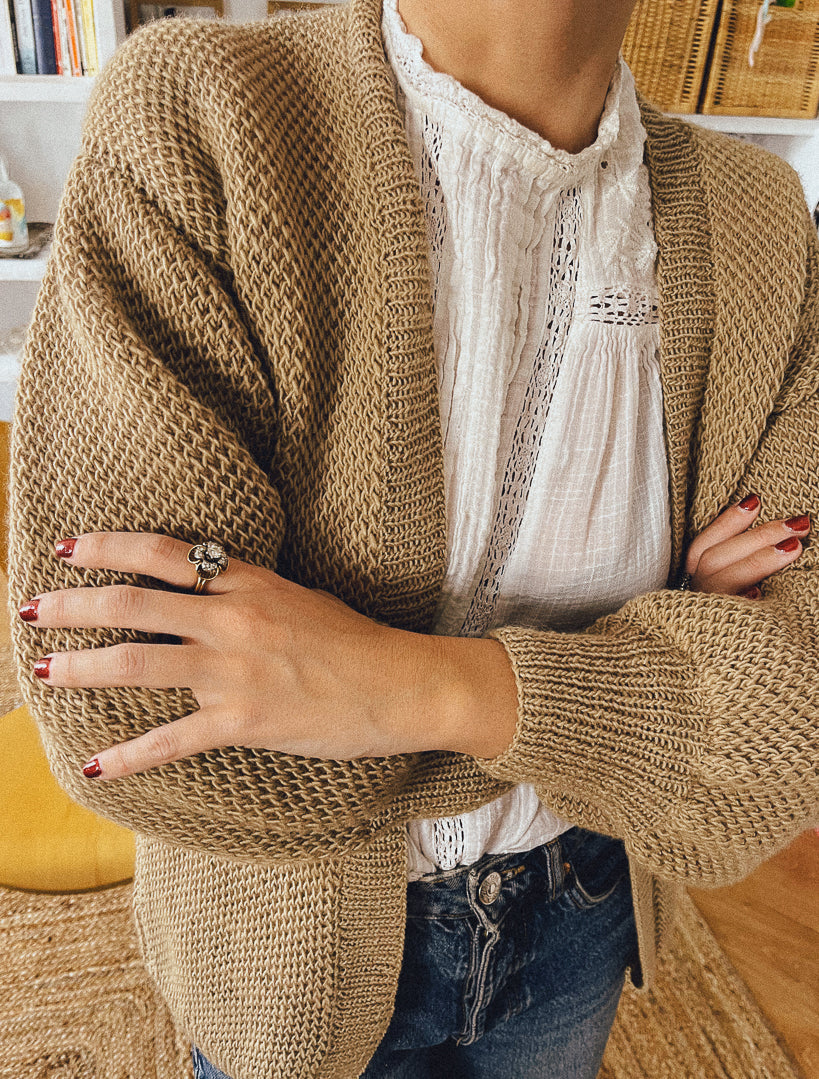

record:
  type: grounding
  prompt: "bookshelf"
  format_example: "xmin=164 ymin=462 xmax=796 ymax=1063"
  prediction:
xmin=0 ymin=72 xmax=94 ymax=99
xmin=0 ymin=0 xmax=126 ymax=338
xmin=678 ymin=115 xmax=819 ymax=137
xmin=0 ymin=251 xmax=49 ymax=279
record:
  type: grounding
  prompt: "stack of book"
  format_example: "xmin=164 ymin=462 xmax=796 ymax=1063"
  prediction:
xmin=0 ymin=0 xmax=101 ymax=74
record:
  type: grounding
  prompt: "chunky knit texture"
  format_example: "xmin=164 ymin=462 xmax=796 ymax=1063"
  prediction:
xmin=7 ymin=0 xmax=819 ymax=1076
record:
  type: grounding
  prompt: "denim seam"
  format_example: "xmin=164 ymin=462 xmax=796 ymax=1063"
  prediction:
xmin=455 ymin=920 xmax=501 ymax=1045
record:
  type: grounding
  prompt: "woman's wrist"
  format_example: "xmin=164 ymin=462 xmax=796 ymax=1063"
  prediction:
xmin=416 ymin=634 xmax=519 ymax=759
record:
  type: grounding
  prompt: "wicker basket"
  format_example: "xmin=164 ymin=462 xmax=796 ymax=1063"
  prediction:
xmin=701 ymin=0 xmax=819 ymax=116
xmin=268 ymin=1 xmax=336 ymax=12
xmin=622 ymin=0 xmax=721 ymax=113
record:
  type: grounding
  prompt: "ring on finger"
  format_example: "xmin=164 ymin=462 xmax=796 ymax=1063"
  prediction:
xmin=187 ymin=541 xmax=229 ymax=595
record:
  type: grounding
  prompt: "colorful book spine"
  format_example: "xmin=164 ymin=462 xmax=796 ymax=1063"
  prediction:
xmin=49 ymin=0 xmax=64 ymax=72
xmin=11 ymin=0 xmax=36 ymax=72
xmin=0 ymin=0 xmax=19 ymax=73
xmin=30 ymin=0 xmax=57 ymax=73
xmin=73 ymin=0 xmax=86 ymax=72
xmin=61 ymin=0 xmax=81 ymax=74
xmin=92 ymin=0 xmax=125 ymax=71
xmin=78 ymin=0 xmax=96 ymax=74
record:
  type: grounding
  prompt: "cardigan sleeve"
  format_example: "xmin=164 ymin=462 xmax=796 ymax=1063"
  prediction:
xmin=8 ymin=20 xmax=451 ymax=865
xmin=477 ymin=213 xmax=819 ymax=887
xmin=7 ymin=139 xmax=428 ymax=863
xmin=6 ymin=148 xmax=280 ymax=848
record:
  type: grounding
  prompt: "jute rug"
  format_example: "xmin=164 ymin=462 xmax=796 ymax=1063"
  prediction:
xmin=600 ymin=896 xmax=804 ymax=1079
xmin=0 ymin=880 xmax=803 ymax=1079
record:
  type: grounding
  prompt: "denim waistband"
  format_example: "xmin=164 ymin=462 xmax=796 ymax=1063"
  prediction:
xmin=405 ymin=833 xmax=568 ymax=921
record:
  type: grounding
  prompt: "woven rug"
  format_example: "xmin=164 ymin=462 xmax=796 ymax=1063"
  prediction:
xmin=0 ymin=882 xmax=803 ymax=1079
xmin=600 ymin=896 xmax=804 ymax=1079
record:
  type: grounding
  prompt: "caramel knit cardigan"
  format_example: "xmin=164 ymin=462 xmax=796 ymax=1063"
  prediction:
xmin=8 ymin=1 xmax=819 ymax=1076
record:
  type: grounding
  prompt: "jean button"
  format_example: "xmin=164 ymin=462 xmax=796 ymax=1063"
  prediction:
xmin=478 ymin=870 xmax=501 ymax=905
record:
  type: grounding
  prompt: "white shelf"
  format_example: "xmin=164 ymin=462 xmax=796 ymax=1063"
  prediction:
xmin=0 ymin=249 xmax=51 ymax=281
xmin=0 ymin=75 xmax=95 ymax=103
xmin=672 ymin=114 xmax=819 ymax=136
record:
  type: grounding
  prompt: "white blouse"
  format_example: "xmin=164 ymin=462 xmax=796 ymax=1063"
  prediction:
xmin=381 ymin=0 xmax=672 ymax=879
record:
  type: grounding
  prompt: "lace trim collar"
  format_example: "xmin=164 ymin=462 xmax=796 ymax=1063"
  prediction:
xmin=381 ymin=0 xmax=631 ymax=181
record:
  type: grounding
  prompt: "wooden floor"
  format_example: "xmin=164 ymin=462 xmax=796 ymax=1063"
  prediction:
xmin=690 ymin=830 xmax=819 ymax=1078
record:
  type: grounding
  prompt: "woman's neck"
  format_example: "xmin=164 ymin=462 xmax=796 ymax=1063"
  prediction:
xmin=395 ymin=0 xmax=637 ymax=153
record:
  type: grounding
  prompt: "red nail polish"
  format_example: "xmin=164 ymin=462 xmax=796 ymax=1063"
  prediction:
xmin=82 ymin=758 xmax=102 ymax=778
xmin=785 ymin=514 xmax=810 ymax=532
xmin=739 ymin=586 xmax=761 ymax=600
xmin=33 ymin=657 xmax=51 ymax=679
xmin=775 ymin=537 xmax=800 ymax=553
xmin=18 ymin=599 xmax=40 ymax=622
xmin=55 ymin=538 xmax=77 ymax=558
xmin=738 ymin=494 xmax=760 ymax=512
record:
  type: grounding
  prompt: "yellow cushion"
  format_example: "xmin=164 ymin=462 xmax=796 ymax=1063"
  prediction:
xmin=0 ymin=705 xmax=135 ymax=891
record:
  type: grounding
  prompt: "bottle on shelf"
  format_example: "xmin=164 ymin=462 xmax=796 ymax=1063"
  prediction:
xmin=0 ymin=157 xmax=29 ymax=257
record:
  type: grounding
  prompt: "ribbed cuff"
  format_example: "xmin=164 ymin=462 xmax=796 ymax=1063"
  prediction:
xmin=477 ymin=620 xmax=703 ymax=812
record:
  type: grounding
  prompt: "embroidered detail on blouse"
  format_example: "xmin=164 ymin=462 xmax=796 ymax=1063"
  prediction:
xmin=433 ymin=815 xmax=466 ymax=870
xmin=461 ymin=188 xmax=582 ymax=638
xmin=589 ymin=290 xmax=660 ymax=326
xmin=420 ymin=116 xmax=447 ymax=309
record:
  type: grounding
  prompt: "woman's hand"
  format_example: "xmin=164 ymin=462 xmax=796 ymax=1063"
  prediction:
xmin=18 ymin=531 xmax=517 ymax=779
xmin=685 ymin=494 xmax=810 ymax=596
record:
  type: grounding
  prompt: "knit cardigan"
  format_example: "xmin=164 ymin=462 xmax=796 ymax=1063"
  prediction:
xmin=8 ymin=1 xmax=819 ymax=1076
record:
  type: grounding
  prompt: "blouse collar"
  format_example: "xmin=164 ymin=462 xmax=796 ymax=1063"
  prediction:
xmin=381 ymin=0 xmax=634 ymax=185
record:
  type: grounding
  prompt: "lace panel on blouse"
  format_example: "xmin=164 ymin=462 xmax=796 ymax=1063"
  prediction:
xmin=460 ymin=188 xmax=581 ymax=638
xmin=421 ymin=116 xmax=447 ymax=309
xmin=432 ymin=816 xmax=466 ymax=871
xmin=589 ymin=290 xmax=660 ymax=325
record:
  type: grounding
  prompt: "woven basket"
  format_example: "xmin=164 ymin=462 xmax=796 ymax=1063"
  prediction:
xmin=622 ymin=0 xmax=721 ymax=113
xmin=268 ymin=1 xmax=337 ymax=12
xmin=702 ymin=0 xmax=819 ymax=116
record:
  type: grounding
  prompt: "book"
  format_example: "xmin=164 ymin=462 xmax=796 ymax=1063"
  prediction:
xmin=11 ymin=0 xmax=36 ymax=72
xmin=50 ymin=0 xmax=65 ymax=72
xmin=61 ymin=0 xmax=81 ymax=74
xmin=31 ymin=0 xmax=57 ymax=73
xmin=53 ymin=0 xmax=72 ymax=73
xmin=72 ymin=0 xmax=87 ymax=71
xmin=78 ymin=0 xmax=96 ymax=74
xmin=92 ymin=0 xmax=124 ymax=69
xmin=0 ymin=0 xmax=19 ymax=73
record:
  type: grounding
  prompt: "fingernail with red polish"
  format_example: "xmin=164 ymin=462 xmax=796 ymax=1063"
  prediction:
xmin=33 ymin=656 xmax=51 ymax=679
xmin=739 ymin=586 xmax=761 ymax=600
xmin=775 ymin=537 xmax=800 ymax=553
xmin=82 ymin=757 xmax=102 ymax=779
xmin=738 ymin=494 xmax=760 ymax=512
xmin=785 ymin=514 xmax=810 ymax=532
xmin=18 ymin=599 xmax=40 ymax=622
xmin=55 ymin=538 xmax=77 ymax=558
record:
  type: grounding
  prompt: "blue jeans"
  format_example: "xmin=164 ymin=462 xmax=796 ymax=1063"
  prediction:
xmin=191 ymin=827 xmax=639 ymax=1079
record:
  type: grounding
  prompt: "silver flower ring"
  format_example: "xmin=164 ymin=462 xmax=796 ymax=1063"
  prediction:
xmin=187 ymin=541 xmax=229 ymax=594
